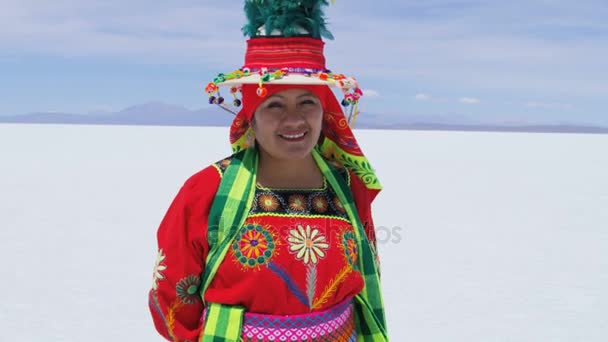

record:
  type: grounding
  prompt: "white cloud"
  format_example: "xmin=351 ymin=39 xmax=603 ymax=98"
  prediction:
xmin=2 ymin=0 xmax=608 ymax=94
xmin=415 ymin=93 xmax=432 ymax=101
xmin=460 ymin=97 xmax=481 ymax=104
xmin=324 ymin=1 xmax=608 ymax=98
xmin=0 ymin=1 xmax=244 ymax=65
xmin=362 ymin=89 xmax=380 ymax=97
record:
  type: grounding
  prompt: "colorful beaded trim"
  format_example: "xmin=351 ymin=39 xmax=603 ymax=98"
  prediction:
xmin=204 ymin=67 xmax=363 ymax=125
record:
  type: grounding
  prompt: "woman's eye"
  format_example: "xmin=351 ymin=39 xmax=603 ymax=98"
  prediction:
xmin=267 ymin=102 xmax=283 ymax=109
xmin=300 ymin=99 xmax=316 ymax=105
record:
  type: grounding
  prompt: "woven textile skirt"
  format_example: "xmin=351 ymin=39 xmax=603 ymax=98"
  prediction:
xmin=240 ymin=298 xmax=357 ymax=342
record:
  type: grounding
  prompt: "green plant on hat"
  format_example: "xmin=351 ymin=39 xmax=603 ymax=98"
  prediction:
xmin=242 ymin=0 xmax=335 ymax=39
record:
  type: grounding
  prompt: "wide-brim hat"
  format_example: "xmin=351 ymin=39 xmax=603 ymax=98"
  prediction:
xmin=204 ymin=1 xmax=363 ymax=111
xmin=205 ymin=36 xmax=363 ymax=109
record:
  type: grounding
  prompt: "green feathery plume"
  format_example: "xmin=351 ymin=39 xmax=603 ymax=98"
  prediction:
xmin=242 ymin=0 xmax=334 ymax=40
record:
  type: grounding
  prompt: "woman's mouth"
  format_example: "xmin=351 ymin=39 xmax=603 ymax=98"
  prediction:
xmin=279 ymin=131 xmax=307 ymax=141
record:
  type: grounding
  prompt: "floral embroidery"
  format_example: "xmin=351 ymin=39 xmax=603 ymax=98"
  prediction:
xmin=332 ymin=196 xmax=346 ymax=214
xmin=214 ymin=157 xmax=233 ymax=174
xmin=267 ymin=262 xmax=309 ymax=308
xmin=306 ymin=264 xmax=317 ymax=309
xmin=311 ymin=195 xmax=329 ymax=213
xmin=176 ymin=275 xmax=201 ymax=305
xmin=258 ymin=193 xmax=280 ymax=212
xmin=313 ymin=265 xmax=351 ymax=310
xmin=248 ymin=183 xmax=348 ymax=219
xmin=342 ymin=231 xmax=358 ymax=268
xmin=152 ymin=249 xmax=167 ymax=290
xmin=288 ymin=194 xmax=307 ymax=212
xmin=287 ymin=225 xmax=329 ymax=265
xmin=219 ymin=158 xmax=231 ymax=168
xmin=166 ymin=299 xmax=184 ymax=341
xmin=233 ymin=223 xmax=276 ymax=268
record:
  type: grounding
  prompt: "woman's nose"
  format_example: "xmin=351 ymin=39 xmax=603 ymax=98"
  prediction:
xmin=281 ymin=104 xmax=306 ymax=122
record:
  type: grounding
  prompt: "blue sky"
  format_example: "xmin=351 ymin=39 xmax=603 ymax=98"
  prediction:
xmin=1 ymin=0 xmax=607 ymax=125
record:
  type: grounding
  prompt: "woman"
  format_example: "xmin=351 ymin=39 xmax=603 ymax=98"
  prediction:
xmin=149 ymin=1 xmax=387 ymax=341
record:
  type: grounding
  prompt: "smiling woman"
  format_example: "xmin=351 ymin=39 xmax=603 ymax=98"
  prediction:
xmin=251 ymin=88 xmax=325 ymax=189
xmin=147 ymin=1 xmax=388 ymax=341
xmin=253 ymin=89 xmax=324 ymax=162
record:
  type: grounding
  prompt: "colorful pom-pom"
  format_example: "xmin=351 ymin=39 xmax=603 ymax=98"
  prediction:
xmin=233 ymin=99 xmax=242 ymax=107
xmin=209 ymin=96 xmax=217 ymax=104
xmin=205 ymin=83 xmax=218 ymax=94
xmin=344 ymin=94 xmax=355 ymax=104
xmin=318 ymin=73 xmax=329 ymax=81
xmin=214 ymin=73 xmax=226 ymax=83
xmin=256 ymin=87 xmax=268 ymax=97
xmin=230 ymin=86 xmax=238 ymax=94
xmin=217 ymin=96 xmax=225 ymax=104
xmin=339 ymin=78 xmax=358 ymax=90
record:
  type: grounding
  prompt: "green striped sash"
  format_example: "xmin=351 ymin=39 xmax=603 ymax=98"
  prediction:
xmin=200 ymin=303 xmax=245 ymax=342
xmin=312 ymin=150 xmax=388 ymax=341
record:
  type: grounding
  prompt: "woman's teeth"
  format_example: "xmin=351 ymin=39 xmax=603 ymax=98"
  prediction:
xmin=280 ymin=132 xmax=306 ymax=139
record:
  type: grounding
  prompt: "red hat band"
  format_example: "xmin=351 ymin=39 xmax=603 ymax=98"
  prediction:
xmin=244 ymin=37 xmax=327 ymax=70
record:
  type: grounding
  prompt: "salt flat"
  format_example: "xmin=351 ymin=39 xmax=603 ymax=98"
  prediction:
xmin=1 ymin=124 xmax=606 ymax=341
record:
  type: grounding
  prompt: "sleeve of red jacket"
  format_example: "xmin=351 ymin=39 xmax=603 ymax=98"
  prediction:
xmin=148 ymin=166 xmax=221 ymax=342
xmin=349 ymin=170 xmax=382 ymax=276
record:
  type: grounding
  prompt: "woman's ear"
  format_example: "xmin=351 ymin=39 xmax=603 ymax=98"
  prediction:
xmin=246 ymin=128 xmax=256 ymax=149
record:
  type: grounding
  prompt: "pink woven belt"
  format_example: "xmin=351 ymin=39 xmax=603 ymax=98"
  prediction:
xmin=204 ymin=298 xmax=357 ymax=342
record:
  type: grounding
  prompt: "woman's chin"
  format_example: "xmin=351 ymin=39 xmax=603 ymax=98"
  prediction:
xmin=265 ymin=143 xmax=315 ymax=161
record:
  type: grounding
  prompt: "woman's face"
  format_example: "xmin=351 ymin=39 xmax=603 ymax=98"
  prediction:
xmin=251 ymin=88 xmax=324 ymax=161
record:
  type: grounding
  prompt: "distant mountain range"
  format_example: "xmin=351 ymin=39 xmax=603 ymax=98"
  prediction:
xmin=0 ymin=102 xmax=233 ymax=127
xmin=2 ymin=102 xmax=607 ymax=134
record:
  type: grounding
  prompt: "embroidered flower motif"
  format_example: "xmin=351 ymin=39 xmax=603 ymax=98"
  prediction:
xmin=311 ymin=195 xmax=328 ymax=213
xmin=233 ymin=223 xmax=276 ymax=268
xmin=342 ymin=231 xmax=358 ymax=267
xmin=152 ymin=249 xmax=167 ymax=290
xmin=176 ymin=275 xmax=201 ymax=305
xmin=287 ymin=225 xmax=329 ymax=265
xmin=332 ymin=196 xmax=346 ymax=214
xmin=220 ymin=158 xmax=231 ymax=168
xmin=258 ymin=193 xmax=280 ymax=212
xmin=288 ymin=194 xmax=307 ymax=212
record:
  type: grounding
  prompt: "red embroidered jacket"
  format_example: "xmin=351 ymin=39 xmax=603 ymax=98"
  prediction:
xmin=148 ymin=157 xmax=378 ymax=341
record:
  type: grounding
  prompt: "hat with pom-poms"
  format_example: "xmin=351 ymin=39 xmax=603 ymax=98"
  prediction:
xmin=205 ymin=0 xmax=381 ymax=193
xmin=204 ymin=0 xmax=363 ymax=126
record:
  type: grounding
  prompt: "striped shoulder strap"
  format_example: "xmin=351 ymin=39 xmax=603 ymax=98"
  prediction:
xmin=313 ymin=149 xmax=388 ymax=341
xmin=201 ymin=148 xmax=257 ymax=294
xmin=199 ymin=148 xmax=257 ymax=341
